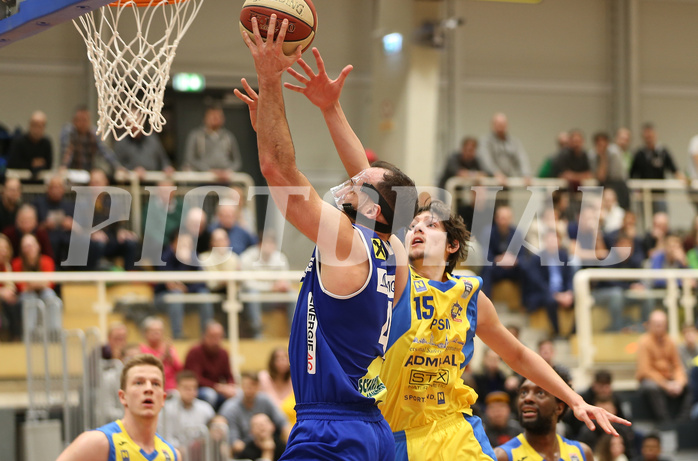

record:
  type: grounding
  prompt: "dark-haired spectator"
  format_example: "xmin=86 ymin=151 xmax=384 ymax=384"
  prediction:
xmin=158 ymin=370 xmax=215 ymax=449
xmin=12 ymin=233 xmax=62 ymax=332
xmin=552 ymin=129 xmax=593 ymax=187
xmin=218 ymin=372 xmax=290 ymax=456
xmin=478 ymin=113 xmax=531 ymax=184
xmin=183 ymin=106 xmax=242 ymax=181
xmin=0 ymin=177 xmax=23 ymax=231
xmin=538 ymin=338 xmax=556 ymax=366
xmin=473 ymin=349 xmax=515 ymax=414
xmin=259 ymin=347 xmax=293 ymax=410
xmin=59 ymin=106 xmax=122 ymax=172
xmin=630 ymin=123 xmax=685 ymax=213
xmin=154 ymin=231 xmax=214 ymax=339
xmin=640 ymin=433 xmax=670 ymax=461
xmin=3 ymin=204 xmax=53 ymax=260
xmin=141 ymin=179 xmax=183 ymax=262
xmin=605 ymin=211 xmax=641 ymax=250
xmin=650 ymin=234 xmax=690 ymax=289
xmin=138 ymin=316 xmax=182 ymax=391
xmin=538 ymin=131 xmax=569 ymax=178
xmin=101 ymin=321 xmax=128 ymax=361
xmin=0 ymin=234 xmax=21 ymax=341
xmin=483 ymin=391 xmax=521 ymax=448
xmin=7 ymin=111 xmax=53 ymax=177
xmin=679 ymin=323 xmax=698 ymax=372
xmin=33 ymin=175 xmax=75 ymax=267
xmin=595 ymin=433 xmax=630 ymax=461
xmin=183 ymin=321 xmax=236 ymax=411
xmin=520 ymin=230 xmax=574 ymax=337
xmin=641 ymin=211 xmax=669 ymax=260
xmin=237 ymin=413 xmax=287 ymax=461
xmin=113 ymin=130 xmax=173 ymax=180
xmin=480 ymin=206 xmax=524 ymax=296
xmin=593 ymin=131 xmax=630 ymax=210
xmin=636 ymin=310 xmax=692 ymax=422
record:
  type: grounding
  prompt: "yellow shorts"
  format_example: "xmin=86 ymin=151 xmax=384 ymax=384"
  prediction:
xmin=393 ymin=412 xmax=496 ymax=461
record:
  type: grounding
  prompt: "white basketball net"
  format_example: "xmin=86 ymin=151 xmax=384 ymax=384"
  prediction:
xmin=73 ymin=0 xmax=204 ymax=141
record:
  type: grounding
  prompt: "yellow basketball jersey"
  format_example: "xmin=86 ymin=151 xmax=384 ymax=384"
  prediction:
xmin=379 ymin=269 xmax=480 ymax=431
xmin=96 ymin=419 xmax=178 ymax=461
xmin=498 ymin=434 xmax=587 ymax=461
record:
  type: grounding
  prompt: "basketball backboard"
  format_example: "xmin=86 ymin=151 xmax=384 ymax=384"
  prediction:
xmin=0 ymin=0 xmax=111 ymax=48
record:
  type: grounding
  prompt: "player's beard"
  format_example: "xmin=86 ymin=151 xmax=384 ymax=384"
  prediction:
xmin=519 ymin=412 xmax=554 ymax=435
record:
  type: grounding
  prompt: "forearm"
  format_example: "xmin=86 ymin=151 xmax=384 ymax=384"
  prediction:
xmin=321 ymin=101 xmax=369 ymax=176
xmin=257 ymin=77 xmax=298 ymax=185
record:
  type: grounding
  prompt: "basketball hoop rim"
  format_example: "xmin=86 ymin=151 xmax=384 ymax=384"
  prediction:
xmin=108 ymin=0 xmax=188 ymax=7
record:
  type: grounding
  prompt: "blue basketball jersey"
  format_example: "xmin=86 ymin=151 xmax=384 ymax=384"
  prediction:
xmin=289 ymin=224 xmax=396 ymax=405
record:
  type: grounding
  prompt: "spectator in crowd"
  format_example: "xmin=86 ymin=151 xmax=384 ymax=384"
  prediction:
xmin=141 ymin=179 xmax=183 ymax=262
xmin=480 ymin=205 xmax=524 ymax=296
xmin=97 ymin=343 xmax=140 ymax=426
xmin=552 ymin=129 xmax=594 ymax=189
xmin=483 ymin=391 xmax=522 ymax=448
xmin=641 ymin=211 xmax=669 ymax=259
xmin=437 ymin=136 xmax=488 ymax=229
xmin=679 ymin=323 xmax=698 ymax=371
xmin=209 ymin=415 xmax=231 ymax=461
xmin=609 ymin=127 xmax=633 ymax=173
xmin=630 ymin=123 xmax=685 ymax=213
xmin=200 ymin=228 xmax=240 ymax=299
xmin=599 ymin=188 xmax=625 ymax=234
xmin=478 ymin=112 xmax=531 ymax=184
xmin=636 ymin=309 xmax=692 ymax=422
xmin=75 ymin=169 xmax=139 ymax=270
xmin=113 ymin=129 xmax=173 ymax=179
xmin=258 ymin=347 xmax=293 ymax=410
xmin=236 ymin=413 xmax=287 ymax=461
xmin=59 ymin=106 xmax=122 ymax=173
xmin=33 ymin=175 xmax=75 ymax=267
xmin=218 ymin=372 xmax=290 ymax=457
xmin=239 ymin=231 xmax=293 ymax=338
xmin=139 ymin=316 xmax=182 ymax=391
xmin=473 ymin=349 xmax=515 ymax=413
xmin=495 ymin=366 xmax=593 ymax=461
xmin=210 ymin=201 xmax=257 ymax=256
xmin=183 ymin=106 xmax=242 ymax=180
xmin=158 ymin=370 xmax=215 ymax=449
xmin=593 ymin=132 xmax=630 ymax=210
xmin=685 ymin=215 xmax=698 ymax=258
xmin=0 ymin=177 xmax=23 ymax=231
xmin=650 ymin=234 xmax=690 ymax=289
xmin=7 ymin=111 xmax=53 ymax=177
xmin=12 ymin=233 xmax=62 ymax=332
xmin=0 ymin=234 xmax=20 ymax=341
xmin=154 ymin=230 xmax=214 ymax=339
xmin=3 ymin=204 xmax=53 ymax=259
xmin=538 ymin=131 xmax=569 ymax=178
xmin=520 ymin=229 xmax=574 ymax=337
xmin=538 ymin=338 xmax=556 ymax=366
xmin=639 ymin=432 xmax=670 ymax=461
xmin=101 ymin=321 xmax=129 ymax=361
xmin=595 ymin=433 xmax=629 ymax=461
xmin=605 ymin=210 xmax=640 ymax=249
xmin=183 ymin=321 xmax=236 ymax=410
xmin=183 ymin=207 xmax=211 ymax=256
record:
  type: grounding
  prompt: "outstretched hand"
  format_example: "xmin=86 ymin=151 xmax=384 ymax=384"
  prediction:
xmin=233 ymin=78 xmax=259 ymax=132
xmin=572 ymin=401 xmax=631 ymax=436
xmin=241 ymin=14 xmax=302 ymax=80
xmin=284 ymin=47 xmax=353 ymax=111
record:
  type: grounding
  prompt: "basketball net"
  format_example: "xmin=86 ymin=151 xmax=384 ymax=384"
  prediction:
xmin=73 ymin=0 xmax=204 ymax=141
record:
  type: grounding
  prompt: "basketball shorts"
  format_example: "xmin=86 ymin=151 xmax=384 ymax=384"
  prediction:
xmin=393 ymin=412 xmax=496 ymax=461
xmin=280 ymin=403 xmax=395 ymax=461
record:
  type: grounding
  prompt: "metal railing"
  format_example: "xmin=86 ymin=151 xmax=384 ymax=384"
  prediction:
xmin=573 ymin=268 xmax=698 ymax=377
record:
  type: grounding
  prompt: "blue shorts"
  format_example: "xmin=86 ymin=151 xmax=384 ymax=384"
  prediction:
xmin=280 ymin=403 xmax=395 ymax=461
xmin=393 ymin=413 xmax=495 ymax=461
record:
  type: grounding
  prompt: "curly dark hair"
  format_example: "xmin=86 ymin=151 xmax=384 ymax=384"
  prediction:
xmin=412 ymin=199 xmax=470 ymax=274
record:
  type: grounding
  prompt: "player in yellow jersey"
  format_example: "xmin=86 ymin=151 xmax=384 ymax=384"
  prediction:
xmin=249 ymin=47 xmax=630 ymax=461
xmin=57 ymin=354 xmax=180 ymax=461
xmin=496 ymin=366 xmax=594 ymax=461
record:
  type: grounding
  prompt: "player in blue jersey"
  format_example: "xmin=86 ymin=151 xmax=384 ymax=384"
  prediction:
xmin=282 ymin=48 xmax=630 ymax=461
xmin=57 ymin=354 xmax=179 ymax=461
xmin=496 ymin=366 xmax=594 ymax=461
xmin=238 ymin=16 xmax=417 ymax=461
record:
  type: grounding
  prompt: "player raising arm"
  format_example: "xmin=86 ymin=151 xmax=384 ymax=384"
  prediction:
xmin=238 ymin=15 xmax=417 ymax=461
xmin=56 ymin=354 xmax=179 ymax=461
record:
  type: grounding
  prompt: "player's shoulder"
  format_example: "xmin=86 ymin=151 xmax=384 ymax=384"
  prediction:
xmin=493 ymin=434 xmax=521 ymax=461
xmin=561 ymin=435 xmax=593 ymax=461
xmin=56 ymin=430 xmax=110 ymax=461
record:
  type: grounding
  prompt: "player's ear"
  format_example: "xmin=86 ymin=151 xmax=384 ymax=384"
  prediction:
xmin=118 ymin=389 xmax=127 ymax=406
xmin=447 ymin=239 xmax=460 ymax=255
xmin=365 ymin=203 xmax=380 ymax=220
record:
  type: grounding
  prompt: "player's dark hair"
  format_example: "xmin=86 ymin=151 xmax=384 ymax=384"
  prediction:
xmin=120 ymin=353 xmax=165 ymax=390
xmin=370 ymin=160 xmax=418 ymax=231
xmin=413 ymin=199 xmax=470 ymax=274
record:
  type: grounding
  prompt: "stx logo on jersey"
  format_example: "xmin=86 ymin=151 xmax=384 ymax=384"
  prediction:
xmin=372 ymin=238 xmax=387 ymax=260
xmin=408 ymin=368 xmax=450 ymax=386
xmin=307 ymin=292 xmax=317 ymax=374
xmin=450 ymin=302 xmax=463 ymax=323
xmin=413 ymin=279 xmax=427 ymax=293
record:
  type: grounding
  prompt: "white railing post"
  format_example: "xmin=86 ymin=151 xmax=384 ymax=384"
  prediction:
xmin=573 ymin=270 xmax=595 ymax=375
xmin=680 ymin=278 xmax=696 ymax=328
xmin=225 ymin=280 xmax=242 ymax=382
xmin=665 ymin=278 xmax=680 ymax=341
xmin=93 ymin=281 xmax=111 ymax=342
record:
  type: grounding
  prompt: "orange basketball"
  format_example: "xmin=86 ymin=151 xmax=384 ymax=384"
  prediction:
xmin=239 ymin=0 xmax=318 ymax=55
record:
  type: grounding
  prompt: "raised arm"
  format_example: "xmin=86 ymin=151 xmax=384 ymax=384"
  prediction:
xmin=285 ymin=48 xmax=369 ymax=177
xmin=475 ymin=292 xmax=630 ymax=435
